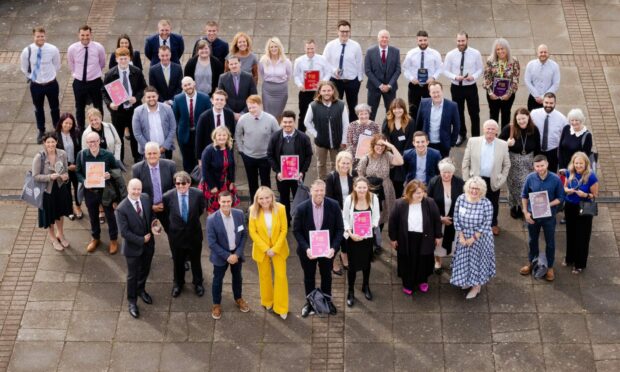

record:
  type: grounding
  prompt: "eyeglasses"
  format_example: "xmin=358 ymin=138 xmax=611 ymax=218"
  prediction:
xmin=175 ymin=182 xmax=188 ymax=186
xmin=86 ymin=140 xmax=99 ymax=144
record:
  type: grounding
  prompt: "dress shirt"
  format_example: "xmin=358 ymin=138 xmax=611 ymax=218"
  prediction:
xmin=149 ymin=164 xmax=163 ymax=204
xmin=177 ymin=192 xmax=189 ymax=217
xmin=159 ymin=36 xmax=169 ymax=47
xmin=407 ymin=203 xmax=423 ymax=232
xmin=524 ymin=58 xmax=561 ymax=98
xmin=442 ymin=47 xmax=483 ymax=86
xmin=293 ymin=54 xmax=333 ymax=88
xmin=147 ymin=105 xmax=165 ymax=145
xmin=304 ymin=101 xmax=350 ymax=145
xmin=185 ymin=92 xmax=197 ymax=122
xmin=61 ymin=133 xmax=75 ymax=163
xmin=530 ymin=108 xmax=567 ymax=150
xmin=480 ymin=140 xmax=496 ymax=178
xmin=323 ymin=38 xmax=364 ymax=81
xmin=118 ymin=67 xmax=133 ymax=108
xmin=415 ymin=152 xmax=427 ymax=182
xmin=129 ymin=196 xmax=143 ymax=215
xmin=403 ymin=47 xmax=442 ymax=82
xmin=259 ymin=58 xmax=292 ymax=84
xmin=220 ymin=210 xmax=237 ymax=251
xmin=20 ymin=43 xmax=61 ymax=83
xmin=429 ymin=100 xmax=443 ymax=143
xmin=379 ymin=47 xmax=389 ymax=60
xmin=67 ymin=41 xmax=106 ymax=81
xmin=312 ymin=200 xmax=324 ymax=230
xmin=212 ymin=109 xmax=226 ymax=128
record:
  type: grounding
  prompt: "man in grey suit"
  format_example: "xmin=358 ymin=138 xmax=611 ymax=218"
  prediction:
xmin=217 ymin=55 xmax=257 ymax=121
xmin=132 ymin=86 xmax=177 ymax=160
xmin=115 ymin=179 xmax=162 ymax=318
xmin=364 ymin=30 xmax=401 ymax=121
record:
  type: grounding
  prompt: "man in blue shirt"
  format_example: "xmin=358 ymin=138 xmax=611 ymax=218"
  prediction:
xmin=520 ymin=154 xmax=565 ymax=281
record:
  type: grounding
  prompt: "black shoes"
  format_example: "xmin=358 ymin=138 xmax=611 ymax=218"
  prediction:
xmin=171 ymin=286 xmax=182 ymax=298
xmin=139 ymin=291 xmax=153 ymax=304
xmin=510 ymin=206 xmax=524 ymax=219
xmin=195 ymin=284 xmax=205 ymax=297
xmin=128 ymin=303 xmax=140 ymax=318
xmin=347 ymin=291 xmax=355 ymax=307
xmin=328 ymin=301 xmax=337 ymax=315
xmin=36 ymin=131 xmax=44 ymax=144
xmin=362 ymin=285 xmax=373 ymax=301
xmin=301 ymin=303 xmax=315 ymax=318
xmin=455 ymin=135 xmax=466 ymax=147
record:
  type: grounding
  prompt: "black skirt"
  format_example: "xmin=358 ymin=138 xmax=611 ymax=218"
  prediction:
xmin=38 ymin=182 xmax=72 ymax=228
xmin=347 ymin=237 xmax=373 ymax=272
xmin=397 ymin=232 xmax=434 ymax=288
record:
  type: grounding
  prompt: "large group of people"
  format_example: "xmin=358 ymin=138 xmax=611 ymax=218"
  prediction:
xmin=24 ymin=19 xmax=599 ymax=319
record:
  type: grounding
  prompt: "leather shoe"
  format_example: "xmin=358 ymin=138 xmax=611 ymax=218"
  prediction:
xmin=108 ymin=239 xmax=119 ymax=255
xmin=328 ymin=301 xmax=337 ymax=315
xmin=346 ymin=291 xmax=355 ymax=307
xmin=455 ymin=134 xmax=466 ymax=146
xmin=545 ymin=268 xmax=555 ymax=281
xmin=301 ymin=303 xmax=314 ymax=318
xmin=195 ymin=284 xmax=205 ymax=297
xmin=139 ymin=291 xmax=153 ymax=304
xmin=362 ymin=285 xmax=373 ymax=301
xmin=492 ymin=226 xmax=500 ymax=236
xmin=128 ymin=303 xmax=140 ymax=318
xmin=86 ymin=239 xmax=100 ymax=253
xmin=520 ymin=264 xmax=532 ymax=275
xmin=171 ymin=286 xmax=182 ymax=298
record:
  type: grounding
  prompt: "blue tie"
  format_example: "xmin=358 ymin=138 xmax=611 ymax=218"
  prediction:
xmin=181 ymin=194 xmax=188 ymax=223
xmin=31 ymin=47 xmax=42 ymax=82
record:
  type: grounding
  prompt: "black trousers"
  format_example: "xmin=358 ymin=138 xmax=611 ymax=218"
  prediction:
xmin=298 ymin=91 xmax=316 ymax=132
xmin=450 ymin=84 xmax=480 ymax=138
xmin=429 ymin=142 xmax=450 ymax=158
xmin=30 ymin=80 xmax=60 ymax=133
xmin=277 ymin=179 xmax=299 ymax=222
xmin=171 ymin=244 xmax=203 ymax=286
xmin=73 ymin=79 xmax=104 ymax=131
xmin=240 ymin=153 xmax=271 ymax=202
xmin=347 ymin=266 xmax=370 ymax=291
xmin=527 ymin=94 xmax=543 ymax=112
xmin=331 ymin=78 xmax=360 ymax=122
xmin=564 ymin=202 xmax=593 ymax=269
xmin=407 ymin=82 xmax=430 ymax=119
xmin=84 ymin=189 xmax=117 ymax=240
xmin=543 ymin=148 xmax=559 ymax=173
xmin=125 ymin=246 xmax=154 ymax=303
xmin=110 ymin=106 xmax=137 ymax=164
xmin=67 ymin=168 xmax=80 ymax=206
xmin=367 ymin=86 xmax=396 ymax=121
xmin=179 ymin=130 xmax=197 ymax=173
xmin=487 ymin=94 xmax=515 ymax=129
xmin=299 ymin=253 xmax=333 ymax=296
xmin=482 ymin=176 xmax=500 ymax=226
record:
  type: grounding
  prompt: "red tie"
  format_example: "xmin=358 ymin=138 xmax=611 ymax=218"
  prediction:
xmin=216 ymin=113 xmax=221 ymax=127
xmin=381 ymin=49 xmax=386 ymax=64
xmin=189 ymin=98 xmax=194 ymax=130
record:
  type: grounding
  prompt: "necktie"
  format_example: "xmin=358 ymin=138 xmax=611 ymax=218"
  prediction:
xmin=150 ymin=166 xmax=162 ymax=204
xmin=135 ymin=200 xmax=142 ymax=217
xmin=122 ymin=70 xmax=130 ymax=94
xmin=542 ymin=114 xmax=550 ymax=151
xmin=82 ymin=46 xmax=88 ymax=82
xmin=163 ymin=39 xmax=167 ymax=46
xmin=181 ymin=194 xmax=188 ymax=223
xmin=233 ymin=75 xmax=239 ymax=94
xmin=31 ymin=47 xmax=42 ymax=82
xmin=164 ymin=66 xmax=170 ymax=85
xmin=459 ymin=51 xmax=465 ymax=86
xmin=381 ymin=49 xmax=386 ymax=64
xmin=285 ymin=135 xmax=292 ymax=143
xmin=189 ymin=97 xmax=194 ymax=129
xmin=420 ymin=50 xmax=425 ymax=69
xmin=216 ymin=113 xmax=221 ymax=127
xmin=338 ymin=43 xmax=346 ymax=74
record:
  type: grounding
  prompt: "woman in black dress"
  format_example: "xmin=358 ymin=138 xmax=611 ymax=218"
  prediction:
xmin=382 ymin=98 xmax=414 ymax=198
xmin=55 ymin=113 xmax=82 ymax=220
xmin=558 ymin=108 xmax=593 ymax=171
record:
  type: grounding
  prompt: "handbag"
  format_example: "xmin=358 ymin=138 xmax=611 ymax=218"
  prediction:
xmin=21 ymin=152 xmax=46 ymax=208
xmin=579 ymin=199 xmax=598 ymax=216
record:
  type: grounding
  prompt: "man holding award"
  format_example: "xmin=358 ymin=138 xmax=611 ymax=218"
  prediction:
xmin=267 ymin=111 xmax=313 ymax=222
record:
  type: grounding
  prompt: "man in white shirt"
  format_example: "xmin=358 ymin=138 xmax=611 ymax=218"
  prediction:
xmin=20 ymin=27 xmax=61 ymax=143
xmin=402 ymin=30 xmax=443 ymax=118
xmin=530 ymin=92 xmax=567 ymax=172
xmin=323 ymin=20 xmax=363 ymax=122
xmin=364 ymin=30 xmax=401 ymax=121
xmin=294 ymin=39 xmax=332 ymax=132
xmin=525 ymin=44 xmax=561 ymax=111
xmin=443 ymin=32 xmax=483 ymax=145
xmin=132 ymin=86 xmax=177 ymax=160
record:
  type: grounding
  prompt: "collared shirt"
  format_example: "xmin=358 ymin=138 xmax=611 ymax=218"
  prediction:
xmin=407 ymin=203 xmax=423 ymax=232
xmin=118 ymin=66 xmax=133 ymax=107
xmin=303 ymin=100 xmax=350 ymax=145
xmin=402 ymin=47 xmax=442 ymax=82
xmin=220 ymin=210 xmax=237 ymax=251
xmin=293 ymin=53 xmax=333 ymax=89
xmin=379 ymin=46 xmax=389 ymax=59
xmin=129 ymin=196 xmax=143 ymax=215
xmin=531 ymin=108 xmax=568 ymax=150
xmin=212 ymin=108 xmax=226 ymax=128
xmin=159 ymin=36 xmax=169 ymax=47
xmin=442 ymin=46 xmax=483 ymax=86
xmin=312 ymin=200 xmax=324 ymax=229
xmin=415 ymin=152 xmax=427 ymax=182
xmin=322 ymin=38 xmax=364 ymax=81
xmin=61 ymin=133 xmax=75 ymax=163
xmin=184 ymin=92 xmax=196 ymax=119
xmin=259 ymin=58 xmax=292 ymax=84
xmin=480 ymin=139 xmax=496 ymax=178
xmin=521 ymin=171 xmax=565 ymax=215
xmin=20 ymin=42 xmax=61 ymax=84
xmin=147 ymin=104 xmax=165 ymax=145
xmin=429 ymin=99 xmax=443 ymax=143
xmin=524 ymin=58 xmax=561 ymax=98
xmin=67 ymin=41 xmax=106 ymax=81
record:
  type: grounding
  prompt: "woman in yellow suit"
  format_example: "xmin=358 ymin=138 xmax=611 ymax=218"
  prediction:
xmin=248 ymin=186 xmax=289 ymax=319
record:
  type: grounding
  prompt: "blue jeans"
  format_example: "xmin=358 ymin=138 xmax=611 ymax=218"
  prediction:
xmin=212 ymin=262 xmax=243 ymax=305
xmin=527 ymin=216 xmax=556 ymax=267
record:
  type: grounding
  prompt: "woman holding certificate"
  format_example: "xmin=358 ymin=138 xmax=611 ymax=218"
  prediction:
xmin=258 ymin=37 xmax=292 ymax=118
xmin=563 ymin=152 xmax=599 ymax=274
xmin=200 ymin=126 xmax=238 ymax=213
xmin=346 ymin=104 xmax=380 ymax=168
xmin=382 ymin=98 xmax=415 ymax=199
xmin=388 ymin=179 xmax=442 ymax=295
xmin=248 ymin=186 xmax=289 ymax=319
xmin=483 ymin=38 xmax=520 ymax=129
xmin=342 ymin=177 xmax=380 ymax=307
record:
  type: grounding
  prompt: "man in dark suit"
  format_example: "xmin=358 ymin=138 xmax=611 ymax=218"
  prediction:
xmin=148 ymin=45 xmax=183 ymax=105
xmin=364 ymin=30 xmax=401 ymax=121
xmin=163 ymin=171 xmax=206 ymax=297
xmin=144 ymin=19 xmax=184 ymax=65
xmin=195 ymin=89 xmax=235 ymax=163
xmin=172 ymin=77 xmax=212 ymax=172
xmin=206 ymin=191 xmax=248 ymax=319
xmin=217 ymin=55 xmax=257 ymax=121
xmin=115 ymin=178 xmax=161 ymax=318
xmin=191 ymin=21 xmax=229 ymax=62
xmin=403 ymin=131 xmax=441 ymax=185
xmin=293 ymin=179 xmax=344 ymax=317
xmin=415 ymin=81 xmax=460 ymax=158
xmin=102 ymin=47 xmax=147 ymax=164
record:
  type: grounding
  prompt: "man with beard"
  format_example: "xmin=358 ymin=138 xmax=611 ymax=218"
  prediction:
xmin=132 ymin=86 xmax=177 ymax=160
xmin=402 ymin=30 xmax=442 ymax=118
xmin=530 ymin=92 xmax=567 ymax=173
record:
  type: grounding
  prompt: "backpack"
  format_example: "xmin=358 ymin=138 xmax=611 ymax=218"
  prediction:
xmin=306 ymin=288 xmax=332 ymax=317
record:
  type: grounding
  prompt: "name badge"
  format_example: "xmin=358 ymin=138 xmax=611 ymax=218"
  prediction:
xmin=237 ymin=225 xmax=244 ymax=232
xmin=398 ymin=135 xmax=406 ymax=142
xmin=363 ymin=129 xmax=372 ymax=136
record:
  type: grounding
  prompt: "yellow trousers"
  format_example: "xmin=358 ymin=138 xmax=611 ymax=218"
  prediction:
xmin=256 ymin=254 xmax=289 ymax=315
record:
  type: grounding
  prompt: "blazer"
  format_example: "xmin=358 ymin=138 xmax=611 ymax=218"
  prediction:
xmin=172 ymin=91 xmax=212 ymax=145
xmin=183 ymin=56 xmax=224 ymax=96
xmin=195 ymin=108 xmax=236 ymax=157
xmin=415 ymin=98 xmax=461 ymax=151
xmin=191 ymin=37 xmax=229 ymax=62
xmin=132 ymin=103 xmax=177 ymax=154
xmin=249 ymin=203 xmax=290 ymax=263
xmin=55 ymin=131 xmax=81 ymax=164
xmin=144 ymin=33 xmax=185 ymax=65
xmin=163 ymin=187 xmax=205 ymax=249
xmin=325 ymin=170 xmax=356 ymax=208
xmin=403 ymin=147 xmax=441 ymax=184
xmin=207 ymin=208 xmax=247 ymax=266
xmin=427 ymin=174 xmax=465 ymax=248
xmin=217 ymin=71 xmax=257 ymax=114
xmin=462 ymin=137 xmax=511 ymax=191
xmin=115 ymin=194 xmax=155 ymax=257
xmin=131 ymin=159 xmax=176 ymax=201
xmin=32 ymin=149 xmax=69 ymax=194
xmin=81 ymin=122 xmax=122 ymax=160
xmin=342 ymin=194 xmax=380 ymax=238
xmin=267 ymin=129 xmax=313 ymax=174
xmin=201 ymin=144 xmax=235 ymax=188
xmin=109 ymin=50 xmax=143 ymax=71
xmin=293 ymin=197 xmax=344 ymax=255
xmin=364 ymin=45 xmax=401 ymax=90
xmin=148 ymin=62 xmax=183 ymax=102
xmin=102 ymin=65 xmax=147 ymax=110
xmin=388 ymin=197 xmax=442 ymax=256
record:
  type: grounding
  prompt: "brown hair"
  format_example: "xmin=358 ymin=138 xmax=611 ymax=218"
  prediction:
xmin=79 ymin=25 xmax=92 ymax=32
xmin=385 ymin=98 xmax=411 ymax=133
xmin=231 ymin=32 xmax=253 ymax=54
xmin=368 ymin=134 xmax=389 ymax=157
xmin=337 ymin=20 xmax=351 ymax=29
xmin=313 ymin=81 xmax=339 ymax=102
xmin=115 ymin=34 xmax=134 ymax=57
xmin=510 ymin=107 xmax=536 ymax=139
xmin=115 ymin=47 xmax=130 ymax=58
xmin=350 ymin=176 xmax=372 ymax=206
xmin=32 ymin=27 xmax=45 ymax=34
xmin=212 ymin=89 xmax=228 ymax=99
xmin=403 ymin=180 xmax=426 ymax=203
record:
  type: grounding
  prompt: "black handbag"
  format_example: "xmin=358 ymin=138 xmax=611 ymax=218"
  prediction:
xmin=579 ymin=199 xmax=598 ymax=216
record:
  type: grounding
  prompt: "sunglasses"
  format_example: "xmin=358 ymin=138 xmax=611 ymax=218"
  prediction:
xmin=175 ymin=182 xmax=188 ymax=186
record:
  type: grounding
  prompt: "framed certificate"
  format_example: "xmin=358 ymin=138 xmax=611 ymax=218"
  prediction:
xmin=304 ymin=70 xmax=320 ymax=91
xmin=355 ymin=134 xmax=373 ymax=159
xmin=417 ymin=68 xmax=428 ymax=85
xmin=492 ymin=78 xmax=511 ymax=97
xmin=310 ymin=230 xmax=330 ymax=257
xmin=280 ymin=155 xmax=300 ymax=180
xmin=353 ymin=211 xmax=372 ymax=238
xmin=529 ymin=190 xmax=551 ymax=219
xmin=85 ymin=162 xmax=105 ymax=188
xmin=104 ymin=79 xmax=130 ymax=106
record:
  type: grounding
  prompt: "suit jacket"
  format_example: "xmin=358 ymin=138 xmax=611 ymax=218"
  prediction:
xmin=101 ymin=65 xmax=147 ymax=110
xmin=148 ymin=62 xmax=183 ymax=102
xmin=207 ymin=208 xmax=247 ymax=266
xmin=109 ymin=50 xmax=143 ymax=71
xmin=172 ymin=91 xmax=212 ymax=145
xmin=183 ymin=56 xmax=224 ymax=96
xmin=267 ymin=129 xmax=313 ymax=174
xmin=131 ymin=159 xmax=176 ymax=202
xmin=293 ymin=197 xmax=344 ymax=255
xmin=364 ymin=45 xmax=401 ymax=90
xmin=427 ymin=174 xmax=465 ymax=248
xmin=416 ymin=98 xmax=461 ymax=152
xmin=163 ymin=187 xmax=205 ymax=249
xmin=217 ymin=71 xmax=257 ymax=114
xmin=462 ymin=137 xmax=511 ymax=191
xmin=249 ymin=203 xmax=290 ymax=263
xmin=403 ymin=147 xmax=442 ymax=184
xmin=388 ymin=197 xmax=442 ymax=256
xmin=132 ymin=103 xmax=177 ymax=154
xmin=195 ymin=108 xmax=236 ymax=157
xmin=115 ymin=194 xmax=155 ymax=257
xmin=324 ymin=170 xmax=356 ymax=208
xmin=144 ymin=33 xmax=185 ymax=65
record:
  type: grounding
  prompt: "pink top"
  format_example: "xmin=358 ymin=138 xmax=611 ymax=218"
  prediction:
xmin=67 ymin=41 xmax=106 ymax=81
xmin=259 ymin=58 xmax=292 ymax=84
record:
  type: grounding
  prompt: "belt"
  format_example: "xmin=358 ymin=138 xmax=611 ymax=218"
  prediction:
xmin=31 ymin=79 xmax=57 ymax=86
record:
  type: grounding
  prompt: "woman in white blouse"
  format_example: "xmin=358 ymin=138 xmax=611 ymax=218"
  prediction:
xmin=258 ymin=37 xmax=292 ymax=118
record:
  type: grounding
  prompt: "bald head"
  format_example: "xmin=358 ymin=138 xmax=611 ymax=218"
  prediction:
xmin=182 ymin=76 xmax=196 ymax=95
xmin=537 ymin=44 xmax=549 ymax=62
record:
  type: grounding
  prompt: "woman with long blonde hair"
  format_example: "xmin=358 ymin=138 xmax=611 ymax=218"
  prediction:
xmin=259 ymin=37 xmax=292 ymax=118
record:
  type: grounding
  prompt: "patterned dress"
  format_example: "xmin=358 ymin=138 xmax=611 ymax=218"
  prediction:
xmin=346 ymin=120 xmax=380 ymax=168
xmin=358 ymin=152 xmax=395 ymax=225
xmin=450 ymin=195 xmax=496 ymax=287
xmin=499 ymin=125 xmax=541 ymax=208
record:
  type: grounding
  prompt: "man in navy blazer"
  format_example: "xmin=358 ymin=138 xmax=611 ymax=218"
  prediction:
xmin=148 ymin=45 xmax=183 ymax=104
xmin=195 ymin=89 xmax=236 ymax=162
xmin=144 ymin=19 xmax=184 ymax=65
xmin=206 ymin=191 xmax=247 ymax=319
xmin=172 ymin=77 xmax=212 ymax=172
xmin=415 ymin=81 xmax=461 ymax=158
xmin=403 ymin=131 xmax=442 ymax=185
xmin=132 ymin=86 xmax=177 ymax=159
xmin=293 ymin=179 xmax=344 ymax=317
xmin=364 ymin=30 xmax=401 ymax=121
xmin=217 ymin=56 xmax=257 ymax=121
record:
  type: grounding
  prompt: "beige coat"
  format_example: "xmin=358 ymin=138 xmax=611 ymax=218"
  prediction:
xmin=32 ymin=149 xmax=69 ymax=194
xmin=462 ymin=137 xmax=511 ymax=192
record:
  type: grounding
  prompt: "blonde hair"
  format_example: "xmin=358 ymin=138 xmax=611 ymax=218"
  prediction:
xmin=211 ymin=126 xmax=233 ymax=149
xmin=86 ymin=107 xmax=102 ymax=120
xmin=249 ymin=186 xmax=277 ymax=219
xmin=464 ymin=176 xmax=487 ymax=200
xmin=568 ymin=151 xmax=593 ymax=185
xmin=261 ymin=37 xmax=286 ymax=64
xmin=335 ymin=151 xmax=353 ymax=175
